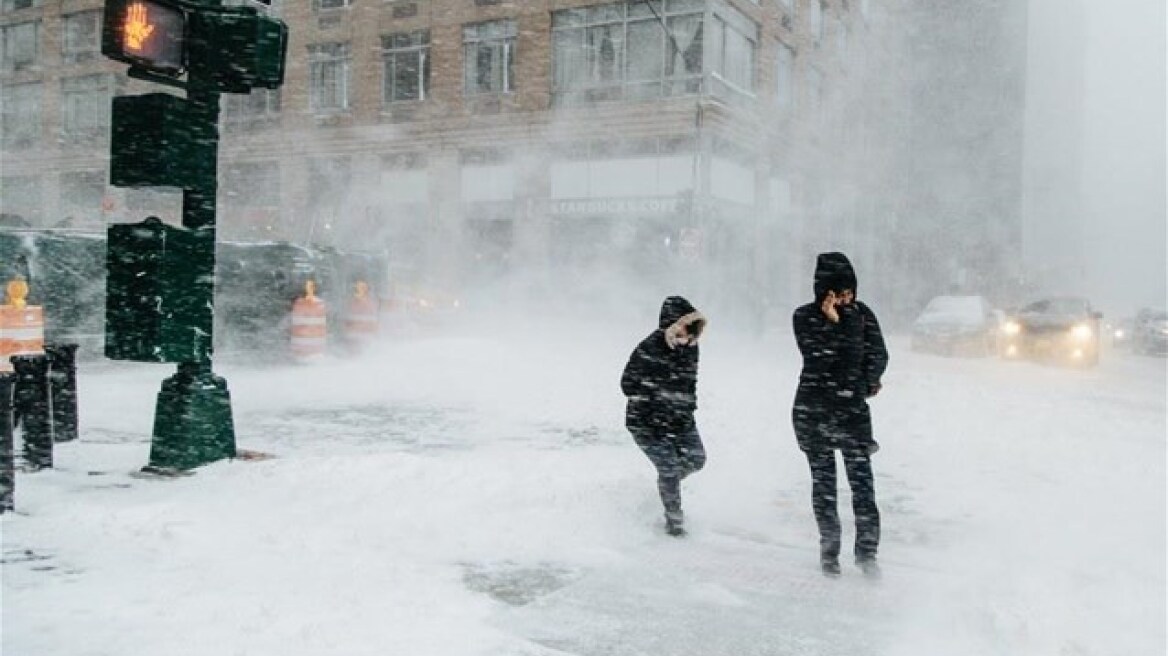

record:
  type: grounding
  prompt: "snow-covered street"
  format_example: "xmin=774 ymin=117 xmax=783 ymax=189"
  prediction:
xmin=2 ymin=325 xmax=1165 ymax=656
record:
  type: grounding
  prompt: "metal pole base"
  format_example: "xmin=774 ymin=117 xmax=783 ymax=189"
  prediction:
xmin=1 ymin=372 xmax=14 ymax=512
xmin=147 ymin=362 xmax=236 ymax=471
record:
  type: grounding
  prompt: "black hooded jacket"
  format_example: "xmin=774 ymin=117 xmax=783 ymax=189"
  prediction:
xmin=621 ymin=296 xmax=704 ymax=434
xmin=792 ymin=253 xmax=889 ymax=451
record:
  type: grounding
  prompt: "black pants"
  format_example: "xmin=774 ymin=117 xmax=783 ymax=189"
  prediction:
xmin=804 ymin=449 xmax=880 ymax=561
xmin=630 ymin=425 xmax=706 ymax=515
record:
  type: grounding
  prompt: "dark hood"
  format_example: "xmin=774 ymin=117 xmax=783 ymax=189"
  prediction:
xmin=813 ymin=252 xmax=858 ymax=301
xmin=658 ymin=296 xmax=697 ymax=329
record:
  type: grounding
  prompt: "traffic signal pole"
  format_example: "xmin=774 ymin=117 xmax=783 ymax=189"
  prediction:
xmin=147 ymin=67 xmax=235 ymax=473
xmin=102 ymin=0 xmax=287 ymax=471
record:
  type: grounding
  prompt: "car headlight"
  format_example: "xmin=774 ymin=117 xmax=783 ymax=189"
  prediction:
xmin=1003 ymin=321 xmax=1022 ymax=336
xmin=1071 ymin=324 xmax=1093 ymax=341
xmin=1113 ymin=328 xmax=1126 ymax=339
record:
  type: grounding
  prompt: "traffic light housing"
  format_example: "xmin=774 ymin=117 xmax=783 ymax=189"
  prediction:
xmin=102 ymin=0 xmax=187 ymax=76
xmin=189 ymin=7 xmax=288 ymax=92
xmin=105 ymin=217 xmax=214 ymax=363
xmin=102 ymin=0 xmax=287 ymax=92
xmin=109 ymin=93 xmax=215 ymax=189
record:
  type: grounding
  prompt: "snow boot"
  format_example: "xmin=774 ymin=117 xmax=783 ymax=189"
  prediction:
xmin=856 ymin=556 xmax=881 ymax=579
xmin=664 ymin=510 xmax=686 ymax=537
xmin=820 ymin=555 xmax=841 ymax=578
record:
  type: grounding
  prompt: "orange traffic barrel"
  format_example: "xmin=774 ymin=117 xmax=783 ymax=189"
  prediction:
xmin=290 ymin=280 xmax=327 ymax=360
xmin=0 ymin=277 xmax=44 ymax=373
xmin=344 ymin=281 xmax=379 ymax=347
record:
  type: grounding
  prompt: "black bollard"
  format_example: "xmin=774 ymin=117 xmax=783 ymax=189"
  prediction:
xmin=1 ymin=372 xmax=14 ymax=512
xmin=45 ymin=343 xmax=79 ymax=443
xmin=11 ymin=354 xmax=52 ymax=470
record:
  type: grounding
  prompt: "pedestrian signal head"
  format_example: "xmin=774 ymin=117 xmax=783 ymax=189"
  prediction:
xmin=102 ymin=0 xmax=187 ymax=76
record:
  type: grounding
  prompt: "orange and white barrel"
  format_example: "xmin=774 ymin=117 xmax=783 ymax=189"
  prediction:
xmin=343 ymin=281 xmax=379 ymax=348
xmin=290 ymin=281 xmax=327 ymax=361
xmin=0 ymin=278 xmax=45 ymax=372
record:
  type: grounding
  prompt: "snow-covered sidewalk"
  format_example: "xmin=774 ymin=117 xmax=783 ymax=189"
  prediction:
xmin=3 ymin=329 xmax=1164 ymax=655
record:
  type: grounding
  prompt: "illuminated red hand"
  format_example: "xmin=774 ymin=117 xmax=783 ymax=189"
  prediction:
xmin=125 ymin=3 xmax=155 ymax=51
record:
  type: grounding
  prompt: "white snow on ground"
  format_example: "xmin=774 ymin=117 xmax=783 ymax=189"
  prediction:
xmin=2 ymin=321 xmax=1165 ymax=656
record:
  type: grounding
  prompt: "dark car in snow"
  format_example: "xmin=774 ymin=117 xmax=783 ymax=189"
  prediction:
xmin=911 ymin=295 xmax=1000 ymax=357
xmin=1132 ymin=308 xmax=1168 ymax=356
xmin=1000 ymin=297 xmax=1102 ymax=366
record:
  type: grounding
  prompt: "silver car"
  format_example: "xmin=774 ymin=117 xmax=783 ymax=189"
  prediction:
xmin=1133 ymin=308 xmax=1168 ymax=356
xmin=911 ymin=295 xmax=1000 ymax=357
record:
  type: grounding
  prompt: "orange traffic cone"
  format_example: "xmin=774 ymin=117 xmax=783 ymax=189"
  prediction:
xmin=0 ymin=277 xmax=44 ymax=373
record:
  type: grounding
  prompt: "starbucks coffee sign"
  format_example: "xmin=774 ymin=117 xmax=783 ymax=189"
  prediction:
xmin=549 ymin=197 xmax=681 ymax=217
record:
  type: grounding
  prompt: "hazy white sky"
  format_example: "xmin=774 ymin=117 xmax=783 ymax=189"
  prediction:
xmin=1078 ymin=0 xmax=1166 ymax=315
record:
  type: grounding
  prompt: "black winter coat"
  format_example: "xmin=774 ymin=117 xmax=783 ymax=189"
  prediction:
xmin=792 ymin=299 xmax=888 ymax=452
xmin=621 ymin=297 xmax=704 ymax=435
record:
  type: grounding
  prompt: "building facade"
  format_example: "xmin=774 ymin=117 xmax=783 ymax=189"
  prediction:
xmin=2 ymin=0 xmax=876 ymax=308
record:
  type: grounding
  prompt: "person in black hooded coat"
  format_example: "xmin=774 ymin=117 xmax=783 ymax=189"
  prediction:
xmin=792 ymin=252 xmax=888 ymax=576
xmin=621 ymin=296 xmax=708 ymax=536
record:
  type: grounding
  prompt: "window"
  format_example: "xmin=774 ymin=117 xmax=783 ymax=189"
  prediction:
xmin=379 ymin=153 xmax=428 ymax=204
xmin=623 ymin=19 xmax=663 ymax=98
xmin=309 ymin=43 xmax=350 ymax=112
xmin=61 ymin=75 xmax=113 ymax=143
xmin=552 ymin=0 xmax=703 ymax=104
xmin=1 ymin=21 xmax=38 ymax=72
xmin=806 ymin=66 xmax=823 ymax=112
xmin=382 ymin=31 xmax=429 ymax=104
xmin=223 ymin=88 xmax=281 ymax=122
xmin=549 ymin=138 xmax=695 ymax=200
xmin=463 ymin=20 xmax=516 ymax=95
xmin=461 ymin=153 xmax=515 ymax=201
xmin=776 ymin=42 xmax=794 ymax=113
xmin=59 ymin=170 xmax=105 ymax=218
xmin=313 ymin=0 xmax=349 ymax=11
xmin=709 ymin=12 xmax=756 ymax=95
xmin=0 ymin=176 xmax=39 ymax=224
xmin=809 ymin=1 xmax=823 ymax=45
xmin=1 ymin=82 xmax=40 ymax=149
xmin=223 ymin=161 xmax=280 ymax=208
xmin=307 ymin=157 xmax=351 ymax=225
xmin=62 ymin=10 xmax=101 ymax=63
xmin=553 ymin=4 xmax=625 ymax=100
xmin=2 ymin=0 xmax=40 ymax=12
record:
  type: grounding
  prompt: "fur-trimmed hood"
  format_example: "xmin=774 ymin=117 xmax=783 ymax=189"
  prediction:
xmin=658 ymin=296 xmax=707 ymax=349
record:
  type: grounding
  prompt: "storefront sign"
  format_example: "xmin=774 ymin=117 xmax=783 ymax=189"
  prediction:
xmin=549 ymin=197 xmax=680 ymax=217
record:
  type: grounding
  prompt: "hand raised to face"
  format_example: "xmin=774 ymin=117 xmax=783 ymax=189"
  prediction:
xmin=821 ymin=291 xmax=841 ymax=323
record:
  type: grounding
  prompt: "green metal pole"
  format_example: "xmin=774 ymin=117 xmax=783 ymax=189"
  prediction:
xmin=146 ymin=48 xmax=237 ymax=472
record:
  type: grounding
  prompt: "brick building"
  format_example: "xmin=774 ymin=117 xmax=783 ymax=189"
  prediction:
xmin=2 ymin=0 xmax=876 ymax=306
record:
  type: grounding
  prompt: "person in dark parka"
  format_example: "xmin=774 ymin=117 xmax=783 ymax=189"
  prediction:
xmin=622 ymin=296 xmax=708 ymax=536
xmin=792 ymin=252 xmax=888 ymax=577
